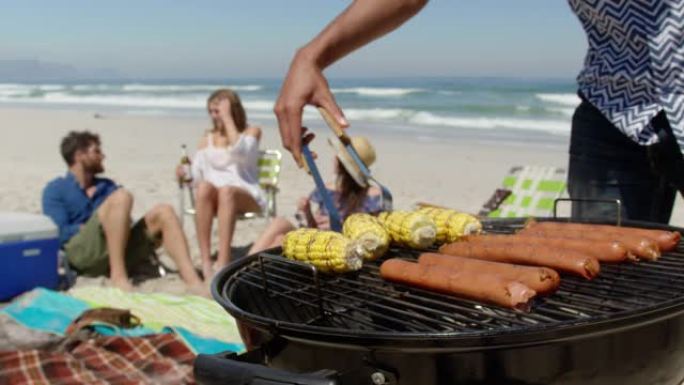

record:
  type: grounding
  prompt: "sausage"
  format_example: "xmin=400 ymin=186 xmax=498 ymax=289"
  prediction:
xmin=462 ymin=234 xmax=634 ymax=263
xmin=418 ymin=252 xmax=560 ymax=295
xmin=519 ymin=227 xmax=660 ymax=261
xmin=438 ymin=241 xmax=600 ymax=279
xmin=525 ymin=221 xmax=680 ymax=252
xmin=380 ymin=258 xmax=536 ymax=311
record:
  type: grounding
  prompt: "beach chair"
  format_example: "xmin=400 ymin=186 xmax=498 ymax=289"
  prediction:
xmin=179 ymin=149 xmax=283 ymax=226
xmin=479 ymin=165 xmax=568 ymax=218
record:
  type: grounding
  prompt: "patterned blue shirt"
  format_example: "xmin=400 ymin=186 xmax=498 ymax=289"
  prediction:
xmin=569 ymin=0 xmax=684 ymax=153
xmin=42 ymin=172 xmax=119 ymax=246
xmin=309 ymin=188 xmax=383 ymax=221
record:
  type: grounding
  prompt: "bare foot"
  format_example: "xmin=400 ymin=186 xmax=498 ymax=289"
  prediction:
xmin=188 ymin=283 xmax=211 ymax=298
xmin=202 ymin=263 xmax=214 ymax=281
xmin=110 ymin=277 xmax=133 ymax=292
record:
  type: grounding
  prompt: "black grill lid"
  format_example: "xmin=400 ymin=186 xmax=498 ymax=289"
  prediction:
xmin=212 ymin=219 xmax=684 ymax=349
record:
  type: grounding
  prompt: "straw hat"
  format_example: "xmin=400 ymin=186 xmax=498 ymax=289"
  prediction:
xmin=328 ymin=136 xmax=376 ymax=187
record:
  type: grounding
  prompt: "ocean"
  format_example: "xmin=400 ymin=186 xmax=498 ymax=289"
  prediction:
xmin=0 ymin=78 xmax=579 ymax=144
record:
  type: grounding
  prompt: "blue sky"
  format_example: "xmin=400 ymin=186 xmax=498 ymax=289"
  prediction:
xmin=0 ymin=1 xmax=587 ymax=79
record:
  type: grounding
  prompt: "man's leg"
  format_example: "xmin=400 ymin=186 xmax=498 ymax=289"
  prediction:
xmin=216 ymin=186 xmax=261 ymax=269
xmin=144 ymin=203 xmax=205 ymax=290
xmin=195 ymin=181 xmax=217 ymax=279
xmin=96 ymin=189 xmax=134 ymax=290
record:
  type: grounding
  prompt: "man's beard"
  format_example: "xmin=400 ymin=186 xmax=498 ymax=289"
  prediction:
xmin=85 ymin=162 xmax=104 ymax=174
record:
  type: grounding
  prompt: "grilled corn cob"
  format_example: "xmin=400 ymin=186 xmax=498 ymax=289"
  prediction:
xmin=282 ymin=228 xmax=364 ymax=273
xmin=343 ymin=213 xmax=390 ymax=260
xmin=377 ymin=211 xmax=437 ymax=249
xmin=417 ymin=207 xmax=483 ymax=244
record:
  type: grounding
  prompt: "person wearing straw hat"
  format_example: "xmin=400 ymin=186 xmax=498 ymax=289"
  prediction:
xmin=248 ymin=136 xmax=383 ymax=254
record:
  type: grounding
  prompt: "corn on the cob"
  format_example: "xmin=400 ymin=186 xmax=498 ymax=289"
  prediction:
xmin=282 ymin=228 xmax=364 ymax=273
xmin=343 ymin=213 xmax=390 ymax=260
xmin=417 ymin=207 xmax=482 ymax=244
xmin=377 ymin=211 xmax=436 ymax=249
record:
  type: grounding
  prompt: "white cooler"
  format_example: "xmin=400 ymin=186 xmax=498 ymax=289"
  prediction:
xmin=0 ymin=212 xmax=60 ymax=300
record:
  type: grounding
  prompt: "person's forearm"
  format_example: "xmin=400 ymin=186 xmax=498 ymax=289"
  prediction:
xmin=300 ymin=0 xmax=428 ymax=70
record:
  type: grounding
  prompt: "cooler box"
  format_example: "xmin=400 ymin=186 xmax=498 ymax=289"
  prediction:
xmin=0 ymin=212 xmax=60 ymax=301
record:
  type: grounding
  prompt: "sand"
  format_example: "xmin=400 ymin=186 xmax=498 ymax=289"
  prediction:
xmin=2 ymin=105 xmax=684 ymax=294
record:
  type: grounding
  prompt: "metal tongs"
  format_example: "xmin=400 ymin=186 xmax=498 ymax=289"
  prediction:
xmin=301 ymin=107 xmax=393 ymax=232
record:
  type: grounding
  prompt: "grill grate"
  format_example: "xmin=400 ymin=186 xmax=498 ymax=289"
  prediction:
xmin=218 ymin=220 xmax=684 ymax=336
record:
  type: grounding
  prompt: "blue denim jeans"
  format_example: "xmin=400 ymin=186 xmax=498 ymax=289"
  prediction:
xmin=568 ymin=96 xmax=684 ymax=224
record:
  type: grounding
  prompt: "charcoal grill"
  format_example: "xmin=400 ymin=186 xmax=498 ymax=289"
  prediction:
xmin=195 ymin=218 xmax=684 ymax=385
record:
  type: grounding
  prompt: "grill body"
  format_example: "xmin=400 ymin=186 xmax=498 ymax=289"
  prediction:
xmin=204 ymin=219 xmax=684 ymax=385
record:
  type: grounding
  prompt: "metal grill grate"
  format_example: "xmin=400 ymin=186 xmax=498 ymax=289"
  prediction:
xmin=217 ymin=220 xmax=684 ymax=336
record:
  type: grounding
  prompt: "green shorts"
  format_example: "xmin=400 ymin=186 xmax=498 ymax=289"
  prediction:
xmin=64 ymin=213 xmax=160 ymax=277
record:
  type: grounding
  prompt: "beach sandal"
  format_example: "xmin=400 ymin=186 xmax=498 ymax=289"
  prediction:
xmin=65 ymin=307 xmax=141 ymax=336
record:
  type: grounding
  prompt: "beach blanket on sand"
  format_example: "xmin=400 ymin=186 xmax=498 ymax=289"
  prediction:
xmin=69 ymin=287 xmax=243 ymax=351
xmin=1 ymin=288 xmax=244 ymax=354
xmin=0 ymin=333 xmax=196 ymax=385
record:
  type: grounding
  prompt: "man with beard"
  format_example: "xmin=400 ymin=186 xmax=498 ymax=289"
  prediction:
xmin=42 ymin=131 xmax=206 ymax=292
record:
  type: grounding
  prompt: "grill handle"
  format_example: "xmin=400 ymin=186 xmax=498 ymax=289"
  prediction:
xmin=194 ymin=352 xmax=338 ymax=385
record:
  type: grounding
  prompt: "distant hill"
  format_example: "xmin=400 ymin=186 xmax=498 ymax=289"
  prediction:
xmin=0 ymin=59 xmax=121 ymax=81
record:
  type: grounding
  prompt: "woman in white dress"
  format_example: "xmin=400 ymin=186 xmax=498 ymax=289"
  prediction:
xmin=180 ymin=89 xmax=266 ymax=279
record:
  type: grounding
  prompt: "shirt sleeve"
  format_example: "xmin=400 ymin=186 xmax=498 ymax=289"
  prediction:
xmin=42 ymin=182 xmax=80 ymax=246
xmin=363 ymin=195 xmax=384 ymax=215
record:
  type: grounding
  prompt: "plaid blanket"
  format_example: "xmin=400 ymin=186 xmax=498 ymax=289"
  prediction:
xmin=0 ymin=333 xmax=196 ymax=385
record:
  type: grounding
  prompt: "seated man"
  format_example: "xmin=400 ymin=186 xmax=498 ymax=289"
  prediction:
xmin=42 ymin=131 xmax=205 ymax=292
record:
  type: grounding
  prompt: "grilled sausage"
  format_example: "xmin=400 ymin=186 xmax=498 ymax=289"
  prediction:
xmin=438 ymin=241 xmax=600 ymax=279
xmin=462 ymin=234 xmax=634 ymax=263
xmin=524 ymin=221 xmax=680 ymax=252
xmin=519 ymin=227 xmax=660 ymax=261
xmin=418 ymin=252 xmax=560 ymax=295
xmin=380 ymin=258 xmax=536 ymax=311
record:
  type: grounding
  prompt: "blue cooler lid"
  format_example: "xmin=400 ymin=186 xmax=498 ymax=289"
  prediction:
xmin=0 ymin=212 xmax=58 ymax=244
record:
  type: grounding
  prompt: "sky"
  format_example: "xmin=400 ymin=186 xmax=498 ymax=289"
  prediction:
xmin=0 ymin=1 xmax=587 ymax=80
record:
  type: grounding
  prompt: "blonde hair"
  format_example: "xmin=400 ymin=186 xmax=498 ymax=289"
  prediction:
xmin=207 ymin=89 xmax=247 ymax=133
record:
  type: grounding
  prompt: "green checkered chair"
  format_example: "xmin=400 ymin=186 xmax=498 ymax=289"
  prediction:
xmin=179 ymin=149 xmax=283 ymax=226
xmin=481 ymin=165 xmax=568 ymax=218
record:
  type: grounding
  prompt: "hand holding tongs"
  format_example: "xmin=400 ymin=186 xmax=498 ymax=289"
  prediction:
xmin=301 ymin=108 xmax=393 ymax=232
xmin=317 ymin=107 xmax=393 ymax=212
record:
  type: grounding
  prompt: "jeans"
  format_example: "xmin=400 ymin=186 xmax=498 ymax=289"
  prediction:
xmin=568 ymin=96 xmax=684 ymax=224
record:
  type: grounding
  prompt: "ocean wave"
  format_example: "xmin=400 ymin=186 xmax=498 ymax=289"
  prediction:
xmin=38 ymin=93 xmax=206 ymax=108
xmin=122 ymin=84 xmax=263 ymax=92
xmin=331 ymin=87 xmax=423 ymax=97
xmin=409 ymin=111 xmax=569 ymax=134
xmin=536 ymin=93 xmax=580 ymax=106
xmin=545 ymin=107 xmax=576 ymax=117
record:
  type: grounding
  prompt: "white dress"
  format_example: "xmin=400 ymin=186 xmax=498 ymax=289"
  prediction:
xmin=191 ymin=133 xmax=267 ymax=212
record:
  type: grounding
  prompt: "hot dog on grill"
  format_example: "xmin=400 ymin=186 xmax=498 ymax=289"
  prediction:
xmin=418 ymin=252 xmax=560 ymax=295
xmin=519 ymin=226 xmax=660 ymax=261
xmin=438 ymin=241 xmax=600 ymax=279
xmin=380 ymin=258 xmax=537 ymax=311
xmin=524 ymin=221 xmax=680 ymax=252
xmin=462 ymin=234 xmax=634 ymax=263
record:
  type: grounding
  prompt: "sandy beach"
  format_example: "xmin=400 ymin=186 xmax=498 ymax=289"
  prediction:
xmin=3 ymin=105 xmax=684 ymax=293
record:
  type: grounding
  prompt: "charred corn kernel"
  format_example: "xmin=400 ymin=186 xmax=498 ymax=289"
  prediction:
xmin=282 ymin=228 xmax=364 ymax=273
xmin=343 ymin=213 xmax=390 ymax=260
xmin=417 ymin=207 xmax=483 ymax=244
xmin=377 ymin=211 xmax=436 ymax=249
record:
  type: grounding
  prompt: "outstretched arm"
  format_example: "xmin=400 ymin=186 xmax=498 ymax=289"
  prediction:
xmin=274 ymin=0 xmax=428 ymax=165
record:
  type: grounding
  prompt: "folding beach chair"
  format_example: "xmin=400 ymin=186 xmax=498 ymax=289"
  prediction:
xmin=179 ymin=149 xmax=283 ymax=227
xmin=479 ymin=165 xmax=568 ymax=218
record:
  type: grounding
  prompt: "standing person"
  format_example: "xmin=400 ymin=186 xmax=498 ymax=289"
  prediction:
xmin=248 ymin=136 xmax=383 ymax=254
xmin=178 ymin=89 xmax=266 ymax=279
xmin=273 ymin=0 xmax=684 ymax=224
xmin=42 ymin=131 xmax=206 ymax=293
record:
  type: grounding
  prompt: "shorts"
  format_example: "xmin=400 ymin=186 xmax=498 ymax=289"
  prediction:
xmin=64 ymin=212 xmax=160 ymax=277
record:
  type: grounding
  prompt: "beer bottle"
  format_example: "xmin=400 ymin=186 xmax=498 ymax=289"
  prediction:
xmin=179 ymin=144 xmax=192 ymax=186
